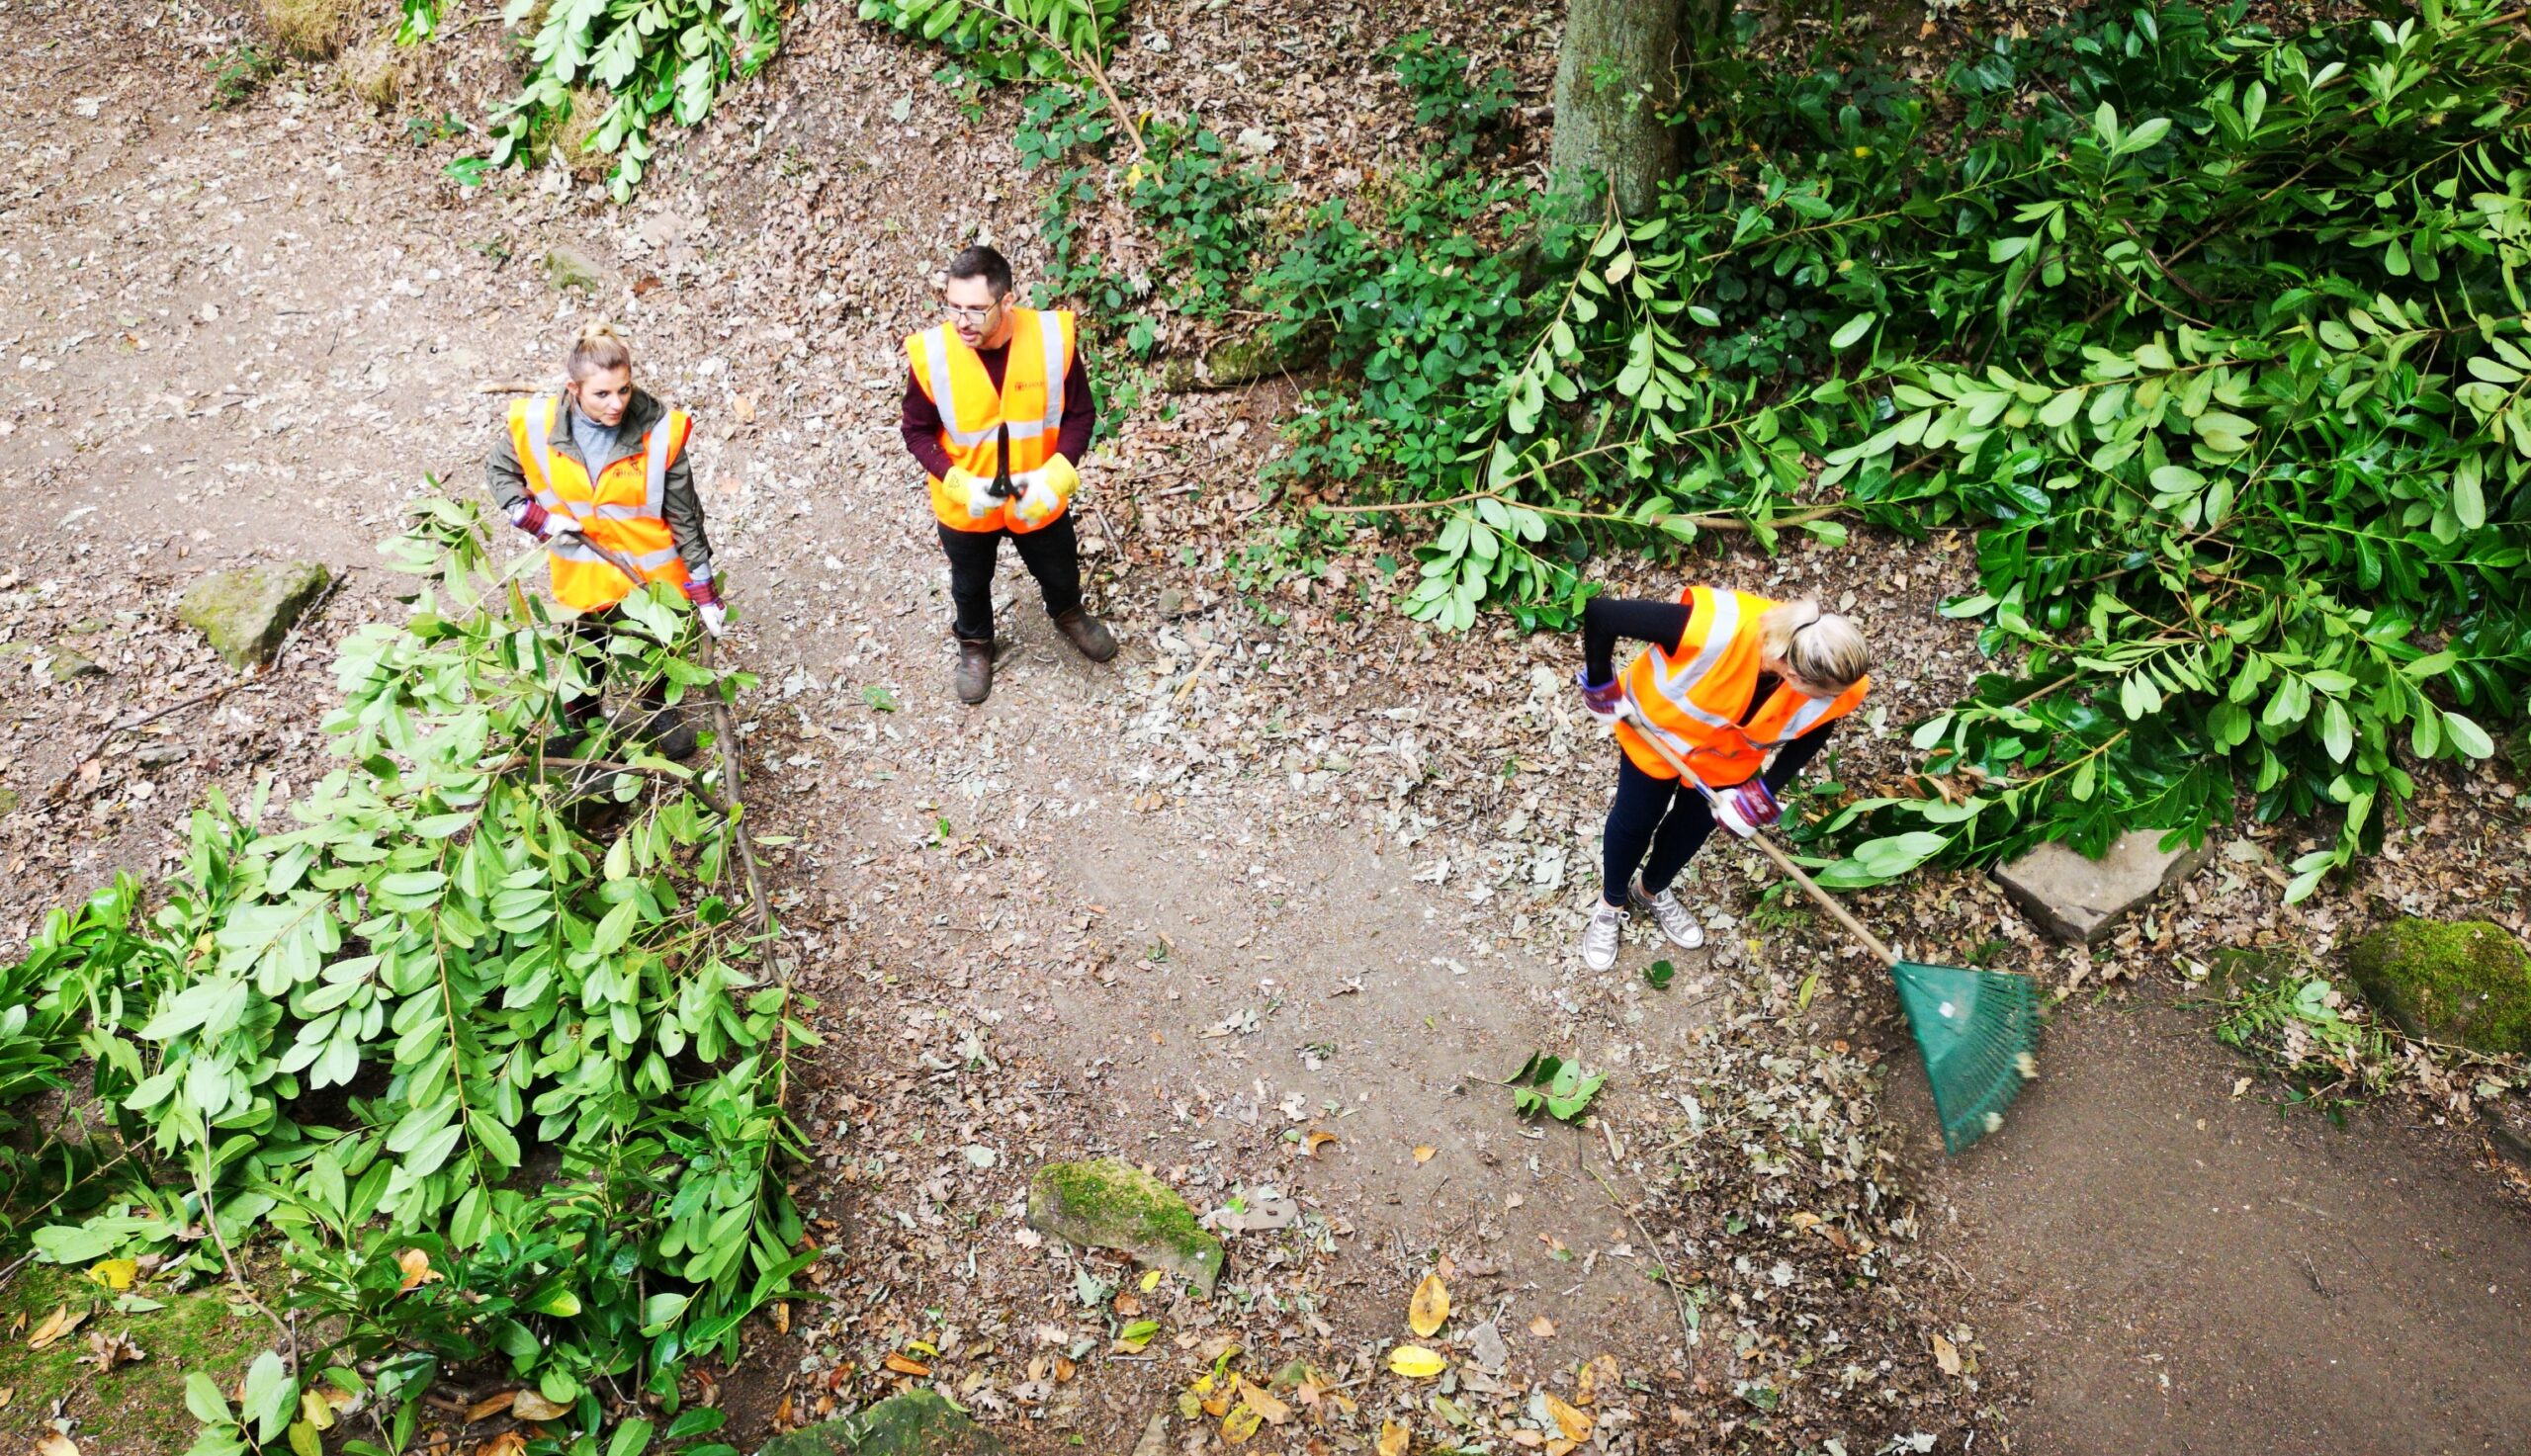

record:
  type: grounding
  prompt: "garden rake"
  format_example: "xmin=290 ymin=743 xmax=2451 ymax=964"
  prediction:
xmin=1617 ymin=705 xmax=2039 ymax=1154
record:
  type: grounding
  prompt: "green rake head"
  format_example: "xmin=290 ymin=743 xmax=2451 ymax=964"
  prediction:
xmin=1892 ymin=961 xmax=2041 ymax=1155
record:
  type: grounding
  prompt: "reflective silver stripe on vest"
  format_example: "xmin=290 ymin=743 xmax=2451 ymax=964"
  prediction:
xmin=1002 ymin=311 xmax=1065 ymax=443
xmin=522 ymin=397 xmax=574 ymax=516
xmin=921 ymin=327 xmax=998 ymax=450
xmin=1759 ymin=691 xmax=1843 ymax=745
xmin=547 ymin=536 xmax=681 ymax=571
xmin=1644 ymin=590 xmax=1744 ymax=730
xmin=645 ymin=413 xmax=676 ymax=515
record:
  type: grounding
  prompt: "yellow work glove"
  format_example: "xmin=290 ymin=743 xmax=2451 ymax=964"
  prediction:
xmin=1014 ymin=455 xmax=1080 ymax=528
xmin=944 ymin=466 xmax=1001 ymax=520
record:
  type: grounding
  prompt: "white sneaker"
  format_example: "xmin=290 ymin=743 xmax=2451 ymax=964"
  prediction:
xmin=1580 ymin=901 xmax=1625 ymax=972
xmin=1629 ymin=878 xmax=1705 ymax=950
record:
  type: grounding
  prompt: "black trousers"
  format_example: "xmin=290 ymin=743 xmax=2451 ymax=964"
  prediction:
xmin=1601 ymin=751 xmax=1719 ymax=907
xmin=939 ymin=514 xmax=1082 ymax=643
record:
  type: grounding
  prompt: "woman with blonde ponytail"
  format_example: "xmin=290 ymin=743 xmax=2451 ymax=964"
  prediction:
xmin=1569 ymin=587 xmax=1873 ymax=973
xmin=486 ymin=322 xmax=725 ymax=758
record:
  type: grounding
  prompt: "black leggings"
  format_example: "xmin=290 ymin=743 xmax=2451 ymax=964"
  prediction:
xmin=1600 ymin=751 xmax=1718 ymax=907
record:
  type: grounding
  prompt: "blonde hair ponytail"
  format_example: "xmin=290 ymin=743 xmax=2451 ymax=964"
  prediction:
xmin=1759 ymin=598 xmax=1870 ymax=692
xmin=567 ymin=321 xmax=633 ymax=382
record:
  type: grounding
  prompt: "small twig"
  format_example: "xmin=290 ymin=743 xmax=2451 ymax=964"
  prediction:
xmin=193 ymin=1149 xmax=299 ymax=1374
xmin=939 ymin=0 xmax=1145 ymax=161
xmin=1587 ymin=1163 xmax=1696 ymax=1383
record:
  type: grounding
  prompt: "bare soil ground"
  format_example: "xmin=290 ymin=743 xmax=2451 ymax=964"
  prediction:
xmin=5 ymin=1 xmax=2531 ymax=1454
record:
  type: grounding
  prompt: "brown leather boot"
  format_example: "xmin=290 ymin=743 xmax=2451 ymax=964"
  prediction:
xmin=1054 ymin=607 xmax=1117 ymax=662
xmin=954 ymin=639 xmax=995 ymax=705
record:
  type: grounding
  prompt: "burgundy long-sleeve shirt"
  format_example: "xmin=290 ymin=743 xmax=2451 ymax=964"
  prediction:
xmin=900 ymin=339 xmax=1095 ymax=479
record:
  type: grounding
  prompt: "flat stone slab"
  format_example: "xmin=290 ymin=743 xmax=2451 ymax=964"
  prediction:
xmin=178 ymin=561 xmax=330 ymax=669
xmin=1993 ymin=827 xmax=2212 ymax=944
xmin=755 ymin=1391 xmax=1005 ymax=1456
xmin=1026 ymin=1158 xmax=1225 ymax=1296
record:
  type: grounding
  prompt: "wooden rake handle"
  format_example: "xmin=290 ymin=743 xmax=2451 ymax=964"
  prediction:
xmin=1615 ymin=706 xmax=1900 ymax=970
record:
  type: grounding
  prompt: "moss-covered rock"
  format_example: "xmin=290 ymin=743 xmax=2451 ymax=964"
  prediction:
xmin=2346 ymin=916 xmax=2531 ymax=1054
xmin=1025 ymin=1158 xmax=1224 ymax=1296
xmin=545 ymin=243 xmax=608 ymax=293
xmin=755 ymin=1390 xmax=1006 ymax=1455
xmin=178 ymin=562 xmax=330 ymax=670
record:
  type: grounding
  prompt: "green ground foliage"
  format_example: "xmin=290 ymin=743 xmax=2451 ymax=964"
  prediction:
xmin=901 ymin=0 xmax=2531 ymax=901
xmin=2347 ymin=915 xmax=2531 ymax=1053
xmin=1 ymin=502 xmax=813 ymax=1456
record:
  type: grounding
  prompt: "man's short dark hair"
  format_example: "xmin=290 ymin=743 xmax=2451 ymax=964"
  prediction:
xmin=946 ymin=245 xmax=1012 ymax=299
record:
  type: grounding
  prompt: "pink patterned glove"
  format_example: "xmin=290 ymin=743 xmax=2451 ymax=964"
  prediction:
xmin=1709 ymin=779 xmax=1782 ymax=838
xmin=1576 ymin=671 xmax=1623 ymax=725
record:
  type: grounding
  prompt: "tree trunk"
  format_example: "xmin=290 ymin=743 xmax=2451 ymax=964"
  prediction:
xmin=1549 ymin=0 xmax=1683 ymax=216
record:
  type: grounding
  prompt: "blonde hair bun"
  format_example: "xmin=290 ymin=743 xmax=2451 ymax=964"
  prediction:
xmin=566 ymin=322 xmax=634 ymax=382
xmin=1759 ymin=598 xmax=1870 ymax=692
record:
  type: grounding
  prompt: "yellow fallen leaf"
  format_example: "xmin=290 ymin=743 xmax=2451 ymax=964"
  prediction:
xmin=1221 ymin=1402 xmax=1264 ymax=1445
xmin=1546 ymin=1440 xmax=1578 ymax=1456
xmin=1933 ymin=1332 xmax=1962 ymax=1376
xmin=87 ymin=1258 xmax=138 ymax=1292
xmin=1544 ymin=1392 xmax=1594 ymax=1441
xmin=27 ymin=1304 xmax=84 ymax=1351
xmin=395 ymin=1247 xmax=441 ymax=1293
xmin=301 ymin=1389 xmax=338 ymax=1433
xmin=1413 ymin=1146 xmax=1438 ymax=1163
xmin=1528 ymin=1315 xmax=1556 ymax=1337
xmin=1376 ymin=1417 xmax=1411 ymax=1456
xmin=1576 ymin=1353 xmax=1618 ymax=1405
xmin=1240 ymin=1384 xmax=1291 ymax=1426
xmin=733 ymin=394 xmax=757 ymax=424
xmin=1139 ymin=1268 xmax=1164 ymax=1293
xmin=1409 ymin=1272 xmax=1450 ymax=1337
xmin=36 ymin=1433 xmax=78 ymax=1456
xmin=1387 ymin=1344 xmax=1446 ymax=1379
xmin=1303 ymin=1130 xmax=1339 ymax=1157
xmin=509 ymin=1391 xmax=569 ymax=1422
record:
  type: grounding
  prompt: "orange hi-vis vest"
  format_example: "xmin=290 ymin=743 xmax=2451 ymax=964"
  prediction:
xmin=508 ymin=396 xmax=693 ymax=613
xmin=905 ymin=307 xmax=1078 ymax=534
xmin=1614 ymin=586 xmax=1872 ymax=785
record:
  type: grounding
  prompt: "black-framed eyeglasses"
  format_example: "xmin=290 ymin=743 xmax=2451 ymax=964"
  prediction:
xmin=943 ymin=299 xmax=1004 ymax=324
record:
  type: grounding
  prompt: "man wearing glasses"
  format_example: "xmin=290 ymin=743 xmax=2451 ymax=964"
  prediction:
xmin=900 ymin=244 xmax=1116 ymax=705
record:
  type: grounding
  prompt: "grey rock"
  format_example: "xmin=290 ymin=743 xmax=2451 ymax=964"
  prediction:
xmin=1026 ymin=1158 xmax=1225 ymax=1296
xmin=754 ymin=1390 xmax=1005 ymax=1456
xmin=136 ymin=744 xmax=192 ymax=768
xmin=1992 ymin=827 xmax=2212 ymax=943
xmin=179 ymin=562 xmax=331 ymax=669
xmin=544 ymin=244 xmax=606 ymax=293
xmin=46 ymin=649 xmax=105 ymax=683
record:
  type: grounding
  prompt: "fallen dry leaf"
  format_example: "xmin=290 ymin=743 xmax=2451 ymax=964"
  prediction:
xmin=86 ymin=1258 xmax=138 ymax=1292
xmin=80 ymin=1328 xmax=145 ymax=1374
xmin=509 ymin=1391 xmax=568 ymax=1421
xmin=475 ymin=1434 xmax=528 ymax=1456
xmin=1529 ymin=1315 xmax=1556 ymax=1337
xmin=1409 ymin=1272 xmax=1450 ymax=1338
xmin=772 ymin=1301 xmax=790 ymax=1335
xmin=395 ymin=1247 xmax=441 ymax=1293
xmin=1303 ymin=1130 xmax=1339 ymax=1157
xmin=1544 ymin=1392 xmax=1594 ymax=1441
xmin=1377 ymin=1418 xmax=1411 ymax=1456
xmin=1933 ymin=1332 xmax=1963 ymax=1376
xmin=1576 ymin=1352 xmax=1618 ymax=1405
xmin=36 ymin=1432 xmax=78 ymax=1456
xmin=883 ymin=1353 xmax=931 ymax=1377
xmin=1240 ymin=1384 xmax=1291 ymax=1426
xmin=1413 ymin=1146 xmax=1437 ymax=1163
xmin=464 ymin=1391 xmax=517 ymax=1423
xmin=27 ymin=1304 xmax=85 ymax=1351
xmin=734 ymin=394 xmax=757 ymax=424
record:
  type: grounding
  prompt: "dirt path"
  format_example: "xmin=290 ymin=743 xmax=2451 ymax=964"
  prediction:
xmin=5 ymin=3 xmax=2531 ymax=1454
xmin=1903 ymin=1002 xmax=2531 ymax=1456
